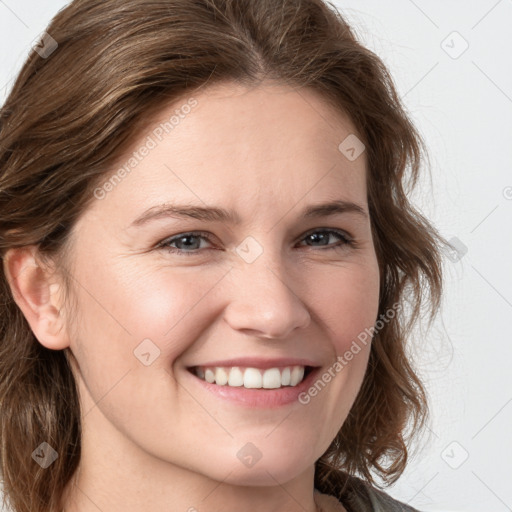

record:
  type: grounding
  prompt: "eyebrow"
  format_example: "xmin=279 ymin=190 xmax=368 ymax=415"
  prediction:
xmin=130 ymin=199 xmax=368 ymax=227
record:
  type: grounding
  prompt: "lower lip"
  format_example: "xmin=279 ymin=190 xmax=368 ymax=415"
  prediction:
xmin=185 ymin=367 xmax=322 ymax=408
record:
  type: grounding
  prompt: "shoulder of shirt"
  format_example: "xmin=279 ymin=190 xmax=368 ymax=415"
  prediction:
xmin=314 ymin=474 xmax=422 ymax=512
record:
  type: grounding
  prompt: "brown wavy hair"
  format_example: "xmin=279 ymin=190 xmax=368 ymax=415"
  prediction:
xmin=0 ymin=0 xmax=447 ymax=510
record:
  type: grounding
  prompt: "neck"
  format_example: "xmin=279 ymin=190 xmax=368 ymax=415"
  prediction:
xmin=61 ymin=464 xmax=320 ymax=512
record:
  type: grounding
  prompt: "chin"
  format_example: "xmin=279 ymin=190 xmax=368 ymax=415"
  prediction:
xmin=205 ymin=449 xmax=314 ymax=487
xmin=223 ymin=467 xmax=305 ymax=487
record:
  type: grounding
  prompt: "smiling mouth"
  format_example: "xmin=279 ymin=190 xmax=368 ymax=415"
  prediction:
xmin=188 ymin=365 xmax=315 ymax=389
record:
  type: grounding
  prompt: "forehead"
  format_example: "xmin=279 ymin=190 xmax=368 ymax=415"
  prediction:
xmin=86 ymin=81 xmax=368 ymax=226
xmin=167 ymin=81 xmax=362 ymax=163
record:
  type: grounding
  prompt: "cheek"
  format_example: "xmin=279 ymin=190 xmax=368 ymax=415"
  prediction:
xmin=70 ymin=259 xmax=229 ymax=366
xmin=306 ymin=260 xmax=380 ymax=352
xmin=65 ymin=262 xmax=227 ymax=431
xmin=289 ymin=260 xmax=379 ymax=453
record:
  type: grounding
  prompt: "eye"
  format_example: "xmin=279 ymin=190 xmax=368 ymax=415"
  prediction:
xmin=157 ymin=231 xmax=215 ymax=256
xmin=297 ymin=228 xmax=354 ymax=250
xmin=157 ymin=228 xmax=355 ymax=256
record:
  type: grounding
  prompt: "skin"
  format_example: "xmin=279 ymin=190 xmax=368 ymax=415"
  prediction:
xmin=4 ymin=81 xmax=380 ymax=512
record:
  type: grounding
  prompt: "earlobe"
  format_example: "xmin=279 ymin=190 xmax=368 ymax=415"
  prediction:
xmin=3 ymin=246 xmax=70 ymax=351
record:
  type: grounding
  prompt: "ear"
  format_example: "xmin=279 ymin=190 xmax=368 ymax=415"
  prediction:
xmin=3 ymin=245 xmax=70 ymax=350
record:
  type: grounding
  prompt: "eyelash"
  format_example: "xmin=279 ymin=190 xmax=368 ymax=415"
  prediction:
xmin=157 ymin=229 xmax=355 ymax=257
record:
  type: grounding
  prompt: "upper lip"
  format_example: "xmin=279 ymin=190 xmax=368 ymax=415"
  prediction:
xmin=188 ymin=357 xmax=322 ymax=370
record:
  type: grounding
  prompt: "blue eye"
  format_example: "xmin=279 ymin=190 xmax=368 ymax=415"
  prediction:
xmin=158 ymin=229 xmax=354 ymax=256
xmin=298 ymin=229 xmax=353 ymax=249
xmin=159 ymin=232 xmax=214 ymax=255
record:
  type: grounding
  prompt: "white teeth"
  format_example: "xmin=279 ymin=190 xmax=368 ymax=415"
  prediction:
xmin=215 ymin=367 xmax=228 ymax=385
xmin=281 ymin=367 xmax=291 ymax=386
xmin=262 ymin=368 xmax=281 ymax=389
xmin=194 ymin=365 xmax=308 ymax=389
xmin=290 ymin=366 xmax=305 ymax=386
xmin=243 ymin=368 xmax=262 ymax=388
xmin=227 ymin=367 xmax=243 ymax=387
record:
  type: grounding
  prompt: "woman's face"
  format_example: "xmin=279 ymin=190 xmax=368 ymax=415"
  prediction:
xmin=61 ymin=81 xmax=380 ymax=486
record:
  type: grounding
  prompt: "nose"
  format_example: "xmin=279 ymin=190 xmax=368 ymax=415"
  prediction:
xmin=222 ymin=253 xmax=311 ymax=340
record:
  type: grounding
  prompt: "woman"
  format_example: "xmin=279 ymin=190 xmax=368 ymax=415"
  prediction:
xmin=0 ymin=1 xmax=446 ymax=511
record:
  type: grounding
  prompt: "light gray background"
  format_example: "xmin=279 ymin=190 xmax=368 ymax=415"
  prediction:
xmin=1 ymin=1 xmax=511 ymax=511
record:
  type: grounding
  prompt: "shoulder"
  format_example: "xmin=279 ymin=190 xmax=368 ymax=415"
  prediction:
xmin=315 ymin=474 xmax=421 ymax=512
xmin=364 ymin=484 xmax=421 ymax=512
